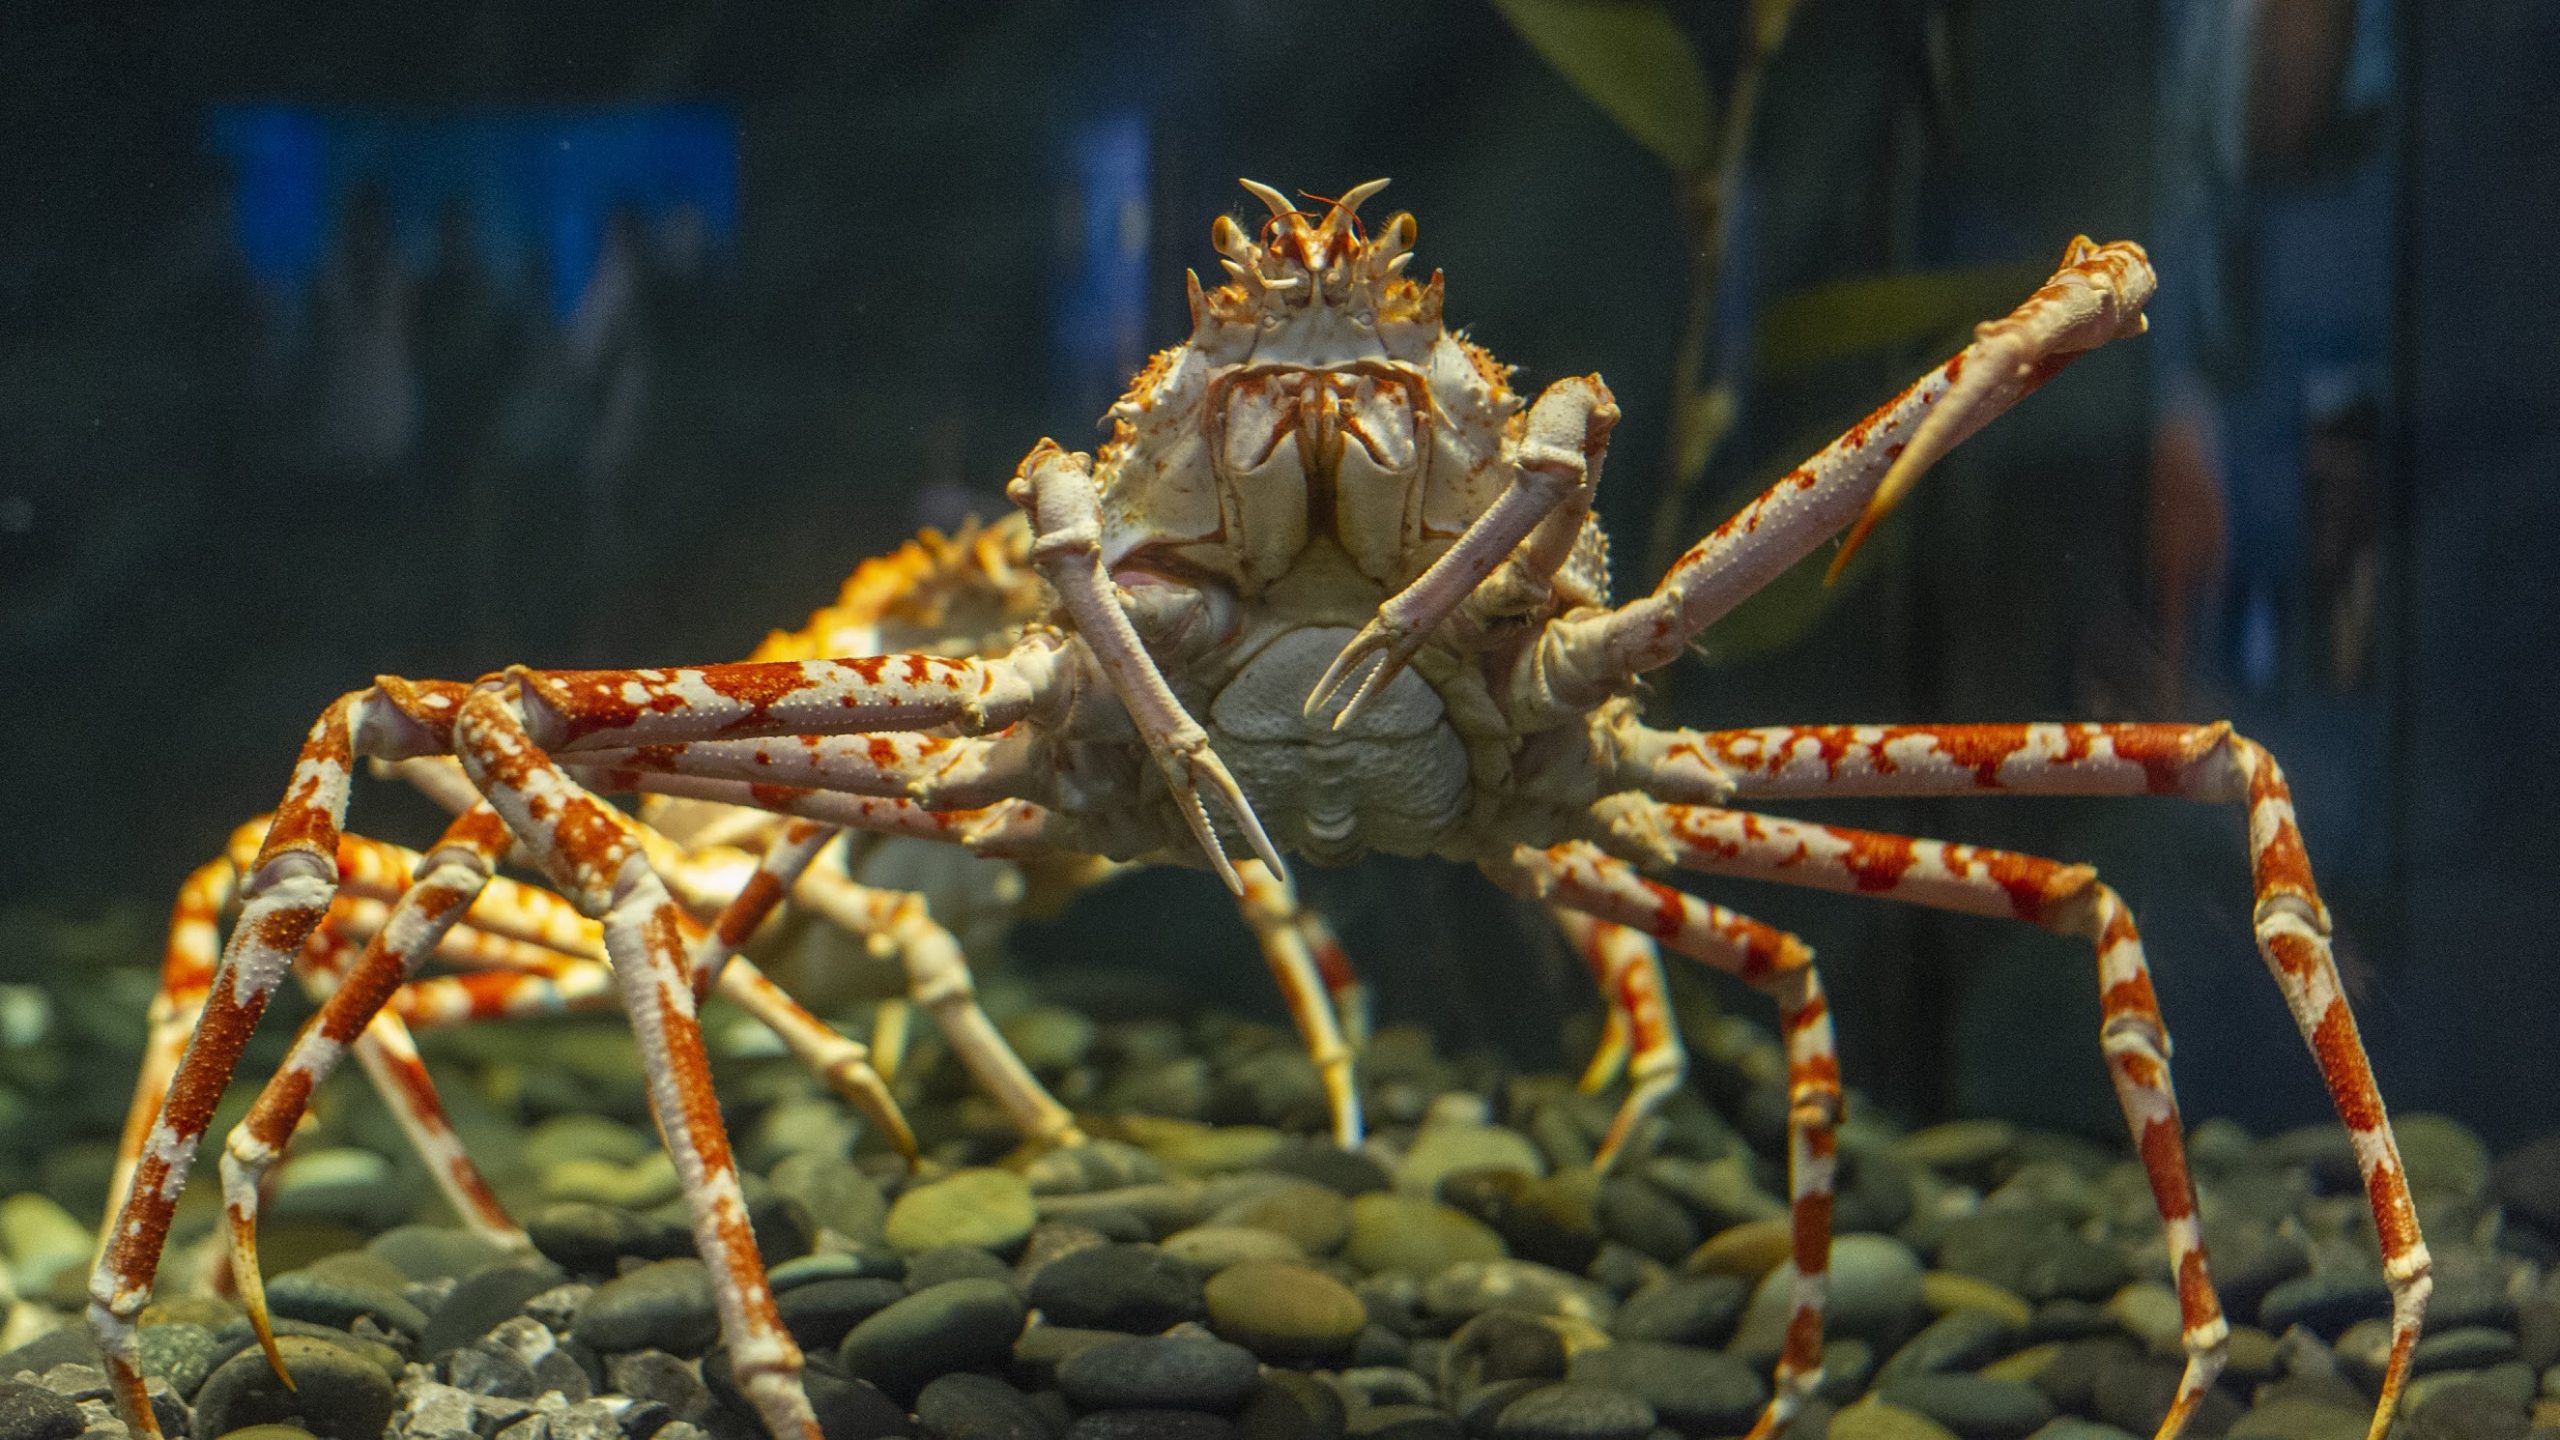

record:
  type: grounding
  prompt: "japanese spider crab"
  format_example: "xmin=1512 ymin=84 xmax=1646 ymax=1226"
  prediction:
xmin=92 ymin=179 xmax=2428 ymax=1440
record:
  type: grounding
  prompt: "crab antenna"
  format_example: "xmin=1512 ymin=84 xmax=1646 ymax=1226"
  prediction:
xmin=1238 ymin=178 xmax=1295 ymax=217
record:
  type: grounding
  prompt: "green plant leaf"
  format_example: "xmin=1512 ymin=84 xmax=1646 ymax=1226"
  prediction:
xmin=1493 ymin=0 xmax=1713 ymax=175
xmin=1754 ymin=264 xmax=2049 ymax=377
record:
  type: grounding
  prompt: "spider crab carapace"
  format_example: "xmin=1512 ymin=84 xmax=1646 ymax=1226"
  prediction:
xmin=93 ymin=179 xmax=2427 ymax=1440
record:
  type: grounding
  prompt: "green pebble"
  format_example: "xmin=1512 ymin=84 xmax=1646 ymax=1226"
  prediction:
xmin=885 ymin=1168 xmax=1036 ymax=1256
xmin=1344 ymin=1193 xmax=1507 ymax=1278
xmin=1204 ymin=1260 xmax=1368 ymax=1362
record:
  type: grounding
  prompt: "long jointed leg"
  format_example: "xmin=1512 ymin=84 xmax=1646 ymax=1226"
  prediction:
xmin=1547 ymin=907 xmax=1686 ymax=1173
xmin=216 ymin=803 xmax=514 ymax=1375
xmin=94 ymin=649 xmax=1059 ymax=1440
xmin=1600 ymin=794 xmax=2248 ymax=1440
xmin=1513 ymin=239 xmax=2155 ymax=731
xmin=1688 ymin=719 xmax=2429 ymax=1438
xmin=1491 ymin=843 xmax=1833 ymax=1439
xmin=794 ymin=864 xmax=1086 ymax=1150
xmin=1011 ymin=440 xmax=1284 ymax=892
xmin=454 ymin=680 xmax=822 ymax=1440
xmin=1234 ymin=861 xmax=1365 ymax=1146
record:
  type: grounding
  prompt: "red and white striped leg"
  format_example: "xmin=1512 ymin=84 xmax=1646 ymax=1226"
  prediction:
xmin=217 ymin=805 xmax=517 ymax=1375
xmin=453 ymin=679 xmax=819 ymax=1440
xmin=1547 ymin=907 xmax=1686 ymax=1173
xmin=93 ymin=647 xmax=1057 ymax=1440
xmin=793 ymin=864 xmax=1084 ymax=1150
xmin=1691 ymin=720 xmax=2428 ymax=1437
xmin=1514 ymin=239 xmax=2155 ymax=731
xmin=1490 ymin=843 xmax=1834 ymax=1437
xmin=1235 ymin=861 xmax=1364 ymax=1146
xmin=1606 ymin=796 xmax=2233 ymax=1439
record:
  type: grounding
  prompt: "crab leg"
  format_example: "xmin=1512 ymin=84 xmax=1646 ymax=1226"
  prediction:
xmin=449 ymin=679 xmax=820 ymax=1440
xmin=299 ymin=918 xmax=527 ymax=1244
xmin=793 ymin=864 xmax=1086 ymax=1150
xmin=1011 ymin=439 xmax=1286 ymax=892
xmin=1681 ymin=719 xmax=2428 ymax=1438
xmin=1306 ymin=375 xmax=1619 ymax=726
xmin=1490 ymin=843 xmax=1833 ymax=1437
xmin=96 ymin=647 xmax=1054 ymax=1440
xmin=569 ymin=732 xmax=1040 ymax=813
xmin=1547 ymin=908 xmax=1686 ymax=1172
xmin=1600 ymin=795 xmax=2234 ymax=1440
xmin=1235 ymin=861 xmax=1364 ymax=1146
xmin=1515 ymin=239 xmax=2155 ymax=730
xmin=216 ymin=804 xmax=516 ymax=1374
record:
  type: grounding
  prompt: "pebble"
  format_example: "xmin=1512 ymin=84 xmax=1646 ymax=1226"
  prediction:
xmin=2259 ymin=1269 xmax=2391 ymax=1338
xmin=1919 ymin=1271 xmax=2033 ymax=1328
xmin=1027 ymin=1242 xmax=1205 ymax=1333
xmin=574 ymin=1258 xmax=720 ymax=1355
xmin=1437 ymin=1170 xmax=1599 ymax=1273
xmin=1562 ymin=1342 xmax=1767 ymax=1433
xmin=776 ymin=1277 xmax=911 ymax=1352
xmin=886 ymin=1169 xmax=1037 ymax=1258
xmin=1255 ymin=1143 xmax=1390 ymax=1197
xmin=768 ymin=1153 xmax=893 ymax=1246
xmin=1608 ymin=1275 xmax=1746 ymax=1346
xmin=1683 ymin=1218 xmax=1792 ymax=1283
xmin=1342 ymin=1403 xmax=1458 ymax=1440
xmin=2396 ymin=1113 xmax=2493 ymax=1200
xmin=2490 ymin=1135 xmax=2560 ymax=1238
xmin=914 ymin=1372 xmax=1059 ymax=1440
xmin=1592 ymin=1177 xmax=1695 ymax=1264
xmin=365 ymin=1225 xmax=519 ymax=1283
xmin=1872 ymin=1374 xmax=2055 ymax=1436
xmin=1733 ymin=1234 xmax=1924 ymax=1359
xmin=1056 ymin=1335 xmax=1260 ymax=1412
xmin=0 ymin=1198 xmax=87 ymax=1301
xmin=2225 ymin=1397 xmax=2370 ymax=1439
xmin=1065 ymin=1410 xmax=1234 ymax=1440
xmin=908 ymin=1244 xmax=1020 ymax=1292
xmin=541 ymin=1151 xmax=681 ymax=1210
xmin=267 ymin=1265 xmax=433 ymax=1341
xmin=0 ymin=1381 xmax=79 ymax=1440
xmin=1422 ymin=1260 xmax=1613 ymax=1327
xmin=192 ymin=1333 xmax=398 ymax=1440
xmin=1207 ymin=1179 xmax=1351 ymax=1257
xmin=135 ymin=1320 xmax=222 ymax=1399
xmin=1490 ymin=1381 xmax=1655 ymax=1440
xmin=1875 ymin=1308 xmax=2019 ymax=1384
xmin=526 ymin=1202 xmax=690 ymax=1273
xmin=1814 ymin=1401 xmax=1955 ymax=1439
xmin=1933 ymin=1212 xmax=2126 ymax=1304
xmin=1028 ymin=1142 xmax=1168 ymax=1197
xmin=1161 ymin=1225 xmax=1310 ymax=1270
xmin=1202 ymin=1260 xmax=1366 ymax=1362
xmin=838 ymin=1278 xmax=1027 ymax=1400
xmin=1441 ymin=1312 xmax=1566 ymax=1390
xmin=1397 ymin=1125 xmax=1547 ymax=1195
xmin=1233 ymin=1371 xmax=1345 ymax=1440
xmin=1343 ymin=1195 xmax=1507 ymax=1278
xmin=422 ymin=1260 xmax=572 ymax=1358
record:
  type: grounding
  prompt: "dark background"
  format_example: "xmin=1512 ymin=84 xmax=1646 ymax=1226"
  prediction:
xmin=3 ymin=2 xmax=2553 ymax=1145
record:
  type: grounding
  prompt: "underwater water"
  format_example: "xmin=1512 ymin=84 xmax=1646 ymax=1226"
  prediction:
xmin=4 ymin=5 xmax=2558 ymax=1440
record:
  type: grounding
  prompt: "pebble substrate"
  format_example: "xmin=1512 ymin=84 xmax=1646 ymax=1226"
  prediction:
xmin=6 ymin=983 xmax=2560 ymax=1440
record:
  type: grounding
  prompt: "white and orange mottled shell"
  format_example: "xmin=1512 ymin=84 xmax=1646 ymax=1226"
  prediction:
xmin=1094 ymin=180 xmax=1528 ymax=595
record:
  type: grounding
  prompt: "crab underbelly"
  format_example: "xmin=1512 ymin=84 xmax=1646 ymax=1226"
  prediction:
xmin=1206 ymin=626 xmax=1473 ymax=864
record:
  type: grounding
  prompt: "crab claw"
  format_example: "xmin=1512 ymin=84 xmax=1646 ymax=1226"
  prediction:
xmin=1158 ymin=727 xmax=1290 ymax=894
xmin=218 ymin=1147 xmax=296 ymax=1389
xmin=1825 ymin=236 xmax=2154 ymax=583
xmin=1302 ymin=615 xmax=1426 ymax=732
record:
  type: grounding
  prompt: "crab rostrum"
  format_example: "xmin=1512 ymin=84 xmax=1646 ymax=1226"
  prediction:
xmin=93 ymin=180 xmax=2427 ymax=1440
